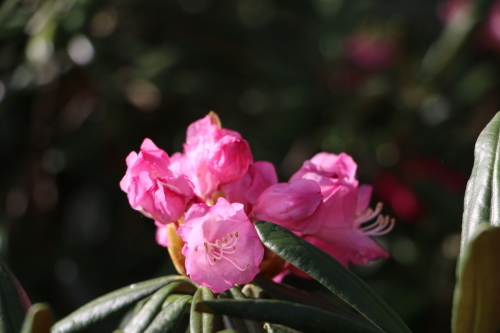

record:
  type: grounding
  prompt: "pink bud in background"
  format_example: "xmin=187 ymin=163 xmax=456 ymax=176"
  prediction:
xmin=208 ymin=135 xmax=253 ymax=184
xmin=252 ymin=179 xmax=325 ymax=234
xmin=343 ymin=32 xmax=399 ymax=72
xmin=120 ymin=138 xmax=194 ymax=224
xmin=479 ymin=0 xmax=500 ymax=53
xmin=222 ymin=161 xmax=278 ymax=215
xmin=177 ymin=197 xmax=264 ymax=293
xmin=437 ymin=0 xmax=471 ymax=23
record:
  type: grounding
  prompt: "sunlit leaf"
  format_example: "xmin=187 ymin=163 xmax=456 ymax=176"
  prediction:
xmin=51 ymin=275 xmax=191 ymax=333
xmin=197 ymin=299 xmax=380 ymax=333
xmin=460 ymin=111 xmax=500 ymax=257
xmin=452 ymin=223 xmax=500 ymax=333
xmin=255 ymin=221 xmax=410 ymax=333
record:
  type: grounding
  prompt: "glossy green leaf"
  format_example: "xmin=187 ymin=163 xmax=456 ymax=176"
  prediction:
xmin=197 ymin=299 xmax=380 ymax=333
xmin=255 ymin=221 xmax=410 ymax=333
xmin=0 ymin=261 xmax=31 ymax=333
xmin=124 ymin=281 xmax=195 ymax=333
xmin=191 ymin=287 xmax=221 ymax=333
xmin=20 ymin=303 xmax=52 ymax=333
xmin=253 ymin=276 xmax=366 ymax=323
xmin=228 ymin=287 xmax=264 ymax=333
xmin=144 ymin=295 xmax=191 ymax=333
xmin=452 ymin=223 xmax=500 ymax=333
xmin=51 ymin=275 xmax=190 ymax=333
xmin=460 ymin=112 xmax=500 ymax=258
xmin=190 ymin=288 xmax=204 ymax=333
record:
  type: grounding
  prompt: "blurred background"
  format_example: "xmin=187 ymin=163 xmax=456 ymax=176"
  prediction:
xmin=1 ymin=0 xmax=500 ymax=331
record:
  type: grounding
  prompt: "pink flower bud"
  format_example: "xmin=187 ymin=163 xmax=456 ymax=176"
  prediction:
xmin=177 ymin=197 xmax=264 ymax=293
xmin=208 ymin=135 xmax=253 ymax=184
xmin=120 ymin=138 xmax=194 ymax=224
xmin=252 ymin=179 xmax=326 ymax=234
xmin=177 ymin=113 xmax=254 ymax=201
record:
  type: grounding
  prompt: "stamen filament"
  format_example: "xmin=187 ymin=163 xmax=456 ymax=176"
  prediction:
xmin=201 ymin=231 xmax=247 ymax=271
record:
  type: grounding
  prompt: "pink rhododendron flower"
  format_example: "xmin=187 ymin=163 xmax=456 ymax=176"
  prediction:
xmin=308 ymin=185 xmax=393 ymax=267
xmin=252 ymin=179 xmax=325 ymax=234
xmin=289 ymin=152 xmax=392 ymax=267
xmin=291 ymin=152 xmax=359 ymax=227
xmin=120 ymin=138 xmax=194 ymax=224
xmin=175 ymin=113 xmax=253 ymax=201
xmin=177 ymin=197 xmax=264 ymax=293
xmin=222 ymin=161 xmax=278 ymax=215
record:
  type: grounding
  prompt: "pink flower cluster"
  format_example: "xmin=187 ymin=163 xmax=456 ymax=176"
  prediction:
xmin=120 ymin=113 xmax=393 ymax=292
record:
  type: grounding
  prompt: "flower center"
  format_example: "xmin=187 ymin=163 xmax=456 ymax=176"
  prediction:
xmin=194 ymin=231 xmax=250 ymax=271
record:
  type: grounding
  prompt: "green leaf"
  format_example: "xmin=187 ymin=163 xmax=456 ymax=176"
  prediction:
xmin=452 ymin=223 xmax=500 ymax=333
xmin=460 ymin=111 xmax=500 ymax=258
xmin=253 ymin=276 xmax=366 ymax=323
xmin=20 ymin=303 xmax=52 ymax=333
xmin=197 ymin=299 xmax=380 ymax=333
xmin=51 ymin=275 xmax=191 ymax=333
xmin=124 ymin=281 xmax=196 ymax=333
xmin=190 ymin=287 xmax=221 ymax=333
xmin=228 ymin=287 xmax=264 ymax=333
xmin=144 ymin=295 xmax=191 ymax=333
xmin=0 ymin=261 xmax=31 ymax=333
xmin=254 ymin=221 xmax=410 ymax=333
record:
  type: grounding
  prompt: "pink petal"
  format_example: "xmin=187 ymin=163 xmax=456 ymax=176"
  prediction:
xmin=252 ymin=179 xmax=325 ymax=234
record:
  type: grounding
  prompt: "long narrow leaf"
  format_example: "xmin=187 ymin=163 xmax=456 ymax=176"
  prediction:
xmin=255 ymin=221 xmax=410 ymax=333
xmin=124 ymin=281 xmax=195 ymax=333
xmin=0 ymin=261 xmax=31 ymax=333
xmin=253 ymin=276 xmax=366 ymax=322
xmin=228 ymin=287 xmax=264 ymax=333
xmin=51 ymin=275 xmax=190 ymax=333
xmin=452 ymin=223 xmax=500 ymax=333
xmin=144 ymin=295 xmax=191 ymax=333
xmin=460 ymin=111 xmax=500 ymax=257
xmin=197 ymin=299 xmax=380 ymax=333
xmin=191 ymin=287 xmax=221 ymax=333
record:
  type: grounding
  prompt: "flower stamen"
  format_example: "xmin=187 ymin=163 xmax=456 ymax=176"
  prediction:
xmin=202 ymin=232 xmax=248 ymax=271
xmin=355 ymin=202 xmax=394 ymax=236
